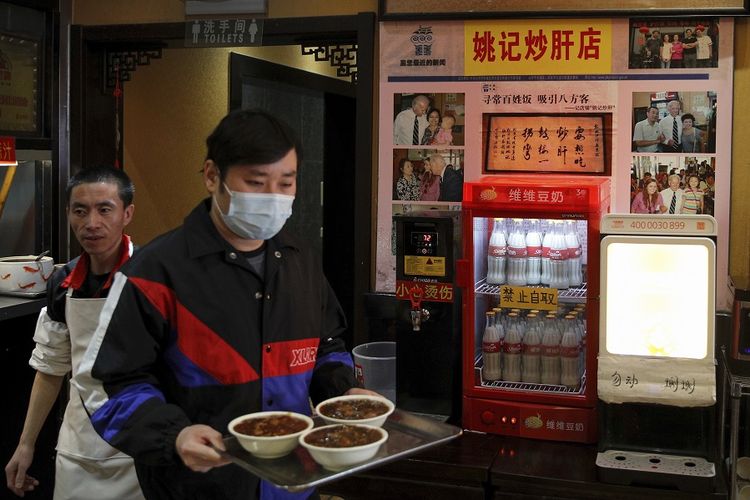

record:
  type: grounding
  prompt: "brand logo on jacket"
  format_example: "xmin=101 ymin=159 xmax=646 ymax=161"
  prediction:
xmin=290 ymin=347 xmax=317 ymax=367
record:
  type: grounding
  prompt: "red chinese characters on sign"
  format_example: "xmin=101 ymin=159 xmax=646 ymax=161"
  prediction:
xmin=472 ymin=27 xmax=602 ymax=63
xmin=507 ymin=188 xmax=566 ymax=204
xmin=498 ymin=31 xmax=521 ymax=62
xmin=395 ymin=280 xmax=454 ymax=303
xmin=0 ymin=136 xmax=16 ymax=165
xmin=483 ymin=186 xmax=590 ymax=206
xmin=473 ymin=31 xmax=496 ymax=62
xmin=524 ymin=29 xmax=548 ymax=61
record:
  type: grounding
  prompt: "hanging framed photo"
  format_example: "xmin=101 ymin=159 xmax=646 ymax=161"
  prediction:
xmin=0 ymin=34 xmax=42 ymax=136
xmin=379 ymin=0 xmax=749 ymax=19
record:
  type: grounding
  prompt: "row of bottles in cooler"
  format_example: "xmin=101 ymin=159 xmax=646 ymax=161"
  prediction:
xmin=481 ymin=305 xmax=586 ymax=388
xmin=487 ymin=218 xmax=584 ymax=289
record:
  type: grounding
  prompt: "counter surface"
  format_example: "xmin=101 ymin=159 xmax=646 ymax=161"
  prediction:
xmin=0 ymin=295 xmax=45 ymax=322
xmin=320 ymin=430 xmax=728 ymax=499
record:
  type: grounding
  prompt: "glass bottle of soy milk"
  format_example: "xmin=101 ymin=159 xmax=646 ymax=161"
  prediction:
xmin=506 ymin=219 xmax=527 ymax=286
xmin=486 ymin=218 xmax=507 ymax=285
xmin=482 ymin=311 xmax=502 ymax=382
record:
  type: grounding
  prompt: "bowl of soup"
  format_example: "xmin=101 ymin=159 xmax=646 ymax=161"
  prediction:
xmin=299 ymin=424 xmax=388 ymax=471
xmin=228 ymin=411 xmax=313 ymax=459
xmin=315 ymin=394 xmax=395 ymax=428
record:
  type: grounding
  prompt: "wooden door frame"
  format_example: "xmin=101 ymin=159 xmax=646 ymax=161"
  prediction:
xmin=69 ymin=13 xmax=375 ymax=345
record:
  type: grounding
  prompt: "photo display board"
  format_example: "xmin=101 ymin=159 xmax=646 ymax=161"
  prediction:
xmin=483 ymin=113 xmax=610 ymax=174
xmin=376 ymin=17 xmax=734 ymax=309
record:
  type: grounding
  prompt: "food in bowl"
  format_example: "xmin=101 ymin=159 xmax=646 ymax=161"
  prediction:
xmin=228 ymin=411 xmax=313 ymax=459
xmin=319 ymin=399 xmax=389 ymax=421
xmin=299 ymin=424 xmax=388 ymax=471
xmin=234 ymin=414 xmax=310 ymax=437
xmin=315 ymin=394 xmax=395 ymax=428
xmin=304 ymin=424 xmax=383 ymax=448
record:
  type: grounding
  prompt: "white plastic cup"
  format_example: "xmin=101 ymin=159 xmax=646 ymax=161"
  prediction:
xmin=352 ymin=342 xmax=396 ymax=403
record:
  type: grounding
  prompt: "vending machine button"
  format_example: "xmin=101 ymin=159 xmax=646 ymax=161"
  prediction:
xmin=481 ymin=410 xmax=495 ymax=424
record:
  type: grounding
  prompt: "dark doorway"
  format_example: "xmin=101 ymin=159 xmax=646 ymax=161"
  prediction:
xmin=229 ymin=53 xmax=357 ymax=338
xmin=70 ymin=14 xmax=375 ymax=345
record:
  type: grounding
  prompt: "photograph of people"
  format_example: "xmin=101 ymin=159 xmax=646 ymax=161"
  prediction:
xmin=632 ymin=105 xmax=664 ymax=152
xmin=639 ymin=45 xmax=656 ymax=69
xmin=695 ymin=26 xmax=713 ymax=67
xmin=395 ymin=157 xmax=421 ymax=201
xmin=703 ymin=173 xmax=716 ymax=216
xmin=631 ymin=91 xmax=716 ymax=154
xmin=419 ymin=157 xmax=441 ymax=202
xmin=628 ymin=19 xmax=719 ymax=69
xmin=631 ymin=155 xmax=715 ymax=216
xmin=432 ymin=115 xmax=455 ymax=146
xmin=660 ymin=33 xmax=672 ymax=69
xmin=393 ymin=93 xmax=465 ymax=147
xmin=670 ymin=33 xmax=684 ymax=68
xmin=659 ymin=100 xmax=683 ymax=152
xmin=682 ymin=174 xmax=705 ymax=214
xmin=682 ymin=28 xmax=698 ymax=68
xmin=644 ymin=29 xmax=661 ymax=69
xmin=429 ymin=152 xmax=462 ymax=202
xmin=678 ymin=156 xmax=715 ymax=215
xmin=661 ymin=174 xmax=685 ymax=214
xmin=680 ymin=113 xmax=704 ymax=153
xmin=631 ymin=178 xmax=665 ymax=214
xmin=393 ymin=94 xmax=429 ymax=145
xmin=421 ymin=109 xmax=441 ymax=145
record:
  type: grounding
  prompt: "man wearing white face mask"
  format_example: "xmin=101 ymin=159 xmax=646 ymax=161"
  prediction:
xmin=74 ymin=109 xmax=373 ymax=500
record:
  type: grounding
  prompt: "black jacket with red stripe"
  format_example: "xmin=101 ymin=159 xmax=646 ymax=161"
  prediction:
xmin=78 ymin=199 xmax=357 ymax=499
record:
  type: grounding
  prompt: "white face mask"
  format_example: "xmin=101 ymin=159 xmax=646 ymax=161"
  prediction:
xmin=214 ymin=183 xmax=294 ymax=240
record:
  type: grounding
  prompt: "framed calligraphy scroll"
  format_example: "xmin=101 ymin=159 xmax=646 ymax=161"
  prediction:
xmin=379 ymin=0 xmax=748 ymax=19
xmin=483 ymin=113 xmax=612 ymax=175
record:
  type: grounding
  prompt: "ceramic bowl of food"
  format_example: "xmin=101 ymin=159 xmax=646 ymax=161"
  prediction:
xmin=299 ymin=424 xmax=388 ymax=471
xmin=228 ymin=411 xmax=314 ymax=459
xmin=315 ymin=394 xmax=395 ymax=428
xmin=0 ymin=255 xmax=54 ymax=295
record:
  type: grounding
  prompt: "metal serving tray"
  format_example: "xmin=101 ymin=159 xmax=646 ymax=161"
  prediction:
xmin=217 ymin=409 xmax=462 ymax=492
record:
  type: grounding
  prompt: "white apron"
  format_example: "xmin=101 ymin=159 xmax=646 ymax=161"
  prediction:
xmin=53 ymin=289 xmax=144 ymax=500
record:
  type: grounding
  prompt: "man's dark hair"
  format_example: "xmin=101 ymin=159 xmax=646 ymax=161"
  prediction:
xmin=65 ymin=165 xmax=135 ymax=207
xmin=647 ymin=105 xmax=659 ymax=114
xmin=205 ymin=109 xmax=301 ymax=179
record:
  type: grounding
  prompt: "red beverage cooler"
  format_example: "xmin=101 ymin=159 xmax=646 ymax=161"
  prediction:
xmin=458 ymin=175 xmax=609 ymax=443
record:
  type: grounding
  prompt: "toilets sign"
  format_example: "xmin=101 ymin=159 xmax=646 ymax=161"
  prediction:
xmin=185 ymin=19 xmax=263 ymax=47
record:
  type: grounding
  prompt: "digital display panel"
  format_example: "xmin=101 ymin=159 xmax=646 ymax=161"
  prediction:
xmin=409 ymin=231 xmax=438 ymax=256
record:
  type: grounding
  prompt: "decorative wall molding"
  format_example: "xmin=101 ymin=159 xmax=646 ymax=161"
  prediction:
xmin=104 ymin=47 xmax=163 ymax=90
xmin=301 ymin=43 xmax=357 ymax=83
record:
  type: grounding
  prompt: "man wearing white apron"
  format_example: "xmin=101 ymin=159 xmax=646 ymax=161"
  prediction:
xmin=4 ymin=166 xmax=143 ymax=500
